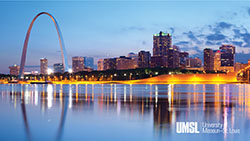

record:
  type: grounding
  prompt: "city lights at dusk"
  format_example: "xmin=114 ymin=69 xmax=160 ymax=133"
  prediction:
xmin=0 ymin=1 xmax=250 ymax=141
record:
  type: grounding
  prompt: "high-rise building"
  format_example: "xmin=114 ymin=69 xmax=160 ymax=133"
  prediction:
xmin=84 ymin=57 xmax=94 ymax=69
xmin=53 ymin=63 xmax=64 ymax=73
xmin=97 ymin=59 xmax=104 ymax=71
xmin=103 ymin=58 xmax=117 ymax=70
xmin=153 ymin=31 xmax=172 ymax=56
xmin=167 ymin=45 xmax=180 ymax=68
xmin=116 ymin=56 xmax=136 ymax=70
xmin=40 ymin=58 xmax=48 ymax=75
xmin=204 ymin=48 xmax=214 ymax=71
xmin=72 ymin=56 xmax=84 ymax=73
xmin=138 ymin=51 xmax=151 ymax=68
xmin=180 ymin=52 xmax=189 ymax=69
xmin=219 ymin=45 xmax=235 ymax=66
xmin=151 ymin=56 xmax=168 ymax=68
xmin=213 ymin=50 xmax=221 ymax=71
xmin=9 ymin=64 xmax=20 ymax=76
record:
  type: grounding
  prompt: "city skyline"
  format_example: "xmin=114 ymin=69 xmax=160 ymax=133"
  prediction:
xmin=2 ymin=1 xmax=250 ymax=73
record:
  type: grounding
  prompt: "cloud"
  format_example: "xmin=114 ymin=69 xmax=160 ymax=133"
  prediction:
xmin=232 ymin=41 xmax=243 ymax=46
xmin=216 ymin=22 xmax=232 ymax=29
xmin=183 ymin=31 xmax=201 ymax=44
xmin=173 ymin=19 xmax=250 ymax=56
xmin=175 ymin=41 xmax=189 ymax=46
xmin=206 ymin=33 xmax=226 ymax=41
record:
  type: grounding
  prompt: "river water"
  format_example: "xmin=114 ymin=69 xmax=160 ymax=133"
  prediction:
xmin=0 ymin=84 xmax=249 ymax=141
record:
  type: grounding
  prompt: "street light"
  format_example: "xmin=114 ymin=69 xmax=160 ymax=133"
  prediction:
xmin=68 ymin=68 xmax=73 ymax=73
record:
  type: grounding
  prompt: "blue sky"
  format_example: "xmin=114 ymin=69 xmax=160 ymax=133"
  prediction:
xmin=1 ymin=1 xmax=250 ymax=73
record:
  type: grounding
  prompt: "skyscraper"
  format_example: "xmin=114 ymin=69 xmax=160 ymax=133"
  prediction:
xmin=167 ymin=45 xmax=180 ymax=68
xmin=153 ymin=31 xmax=172 ymax=56
xmin=204 ymin=48 xmax=214 ymax=71
xmin=219 ymin=45 xmax=235 ymax=66
xmin=40 ymin=58 xmax=48 ymax=75
xmin=9 ymin=64 xmax=20 ymax=76
xmin=138 ymin=50 xmax=151 ymax=68
xmin=213 ymin=50 xmax=221 ymax=71
xmin=53 ymin=63 xmax=64 ymax=73
xmin=84 ymin=57 xmax=94 ymax=69
xmin=72 ymin=56 xmax=84 ymax=73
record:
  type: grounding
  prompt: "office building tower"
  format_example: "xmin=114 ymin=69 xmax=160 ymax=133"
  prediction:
xmin=40 ymin=58 xmax=48 ymax=75
xmin=72 ymin=56 xmax=84 ymax=73
xmin=168 ymin=45 xmax=180 ymax=68
xmin=219 ymin=45 xmax=235 ymax=67
xmin=153 ymin=31 xmax=172 ymax=56
xmin=213 ymin=50 xmax=221 ymax=71
xmin=204 ymin=48 xmax=214 ymax=71
xmin=9 ymin=64 xmax=20 ymax=76
xmin=138 ymin=50 xmax=151 ymax=68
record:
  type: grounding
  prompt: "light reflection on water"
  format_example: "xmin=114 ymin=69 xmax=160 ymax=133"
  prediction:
xmin=0 ymin=84 xmax=250 ymax=141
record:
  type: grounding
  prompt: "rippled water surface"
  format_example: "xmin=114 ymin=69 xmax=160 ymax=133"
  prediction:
xmin=0 ymin=84 xmax=249 ymax=141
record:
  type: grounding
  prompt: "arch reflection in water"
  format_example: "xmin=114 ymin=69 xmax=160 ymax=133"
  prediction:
xmin=1 ymin=84 xmax=250 ymax=140
xmin=20 ymin=84 xmax=68 ymax=141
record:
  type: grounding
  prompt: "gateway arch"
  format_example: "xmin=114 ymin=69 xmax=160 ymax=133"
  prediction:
xmin=19 ymin=12 xmax=69 ymax=79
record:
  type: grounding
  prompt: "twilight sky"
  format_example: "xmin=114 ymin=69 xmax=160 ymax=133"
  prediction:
xmin=1 ymin=0 xmax=250 ymax=73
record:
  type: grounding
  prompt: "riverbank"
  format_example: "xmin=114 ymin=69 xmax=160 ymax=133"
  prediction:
xmin=2 ymin=72 xmax=244 ymax=84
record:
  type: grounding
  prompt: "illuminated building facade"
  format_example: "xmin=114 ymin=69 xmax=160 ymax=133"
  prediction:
xmin=97 ymin=59 xmax=104 ymax=71
xmin=153 ymin=31 xmax=172 ymax=56
xmin=40 ymin=58 xmax=48 ymax=75
xmin=204 ymin=48 xmax=214 ymax=71
xmin=219 ymin=45 xmax=235 ymax=67
xmin=72 ymin=56 xmax=84 ymax=73
xmin=213 ymin=50 xmax=221 ymax=71
xmin=9 ymin=64 xmax=20 ymax=76
xmin=53 ymin=63 xmax=64 ymax=73
xmin=138 ymin=51 xmax=151 ymax=68
xmin=104 ymin=58 xmax=117 ymax=70
xmin=116 ymin=56 xmax=136 ymax=70
xmin=167 ymin=45 xmax=180 ymax=68
xmin=152 ymin=31 xmax=180 ymax=69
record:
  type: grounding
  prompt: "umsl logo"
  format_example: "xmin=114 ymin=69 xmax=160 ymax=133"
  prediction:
xmin=176 ymin=122 xmax=200 ymax=133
